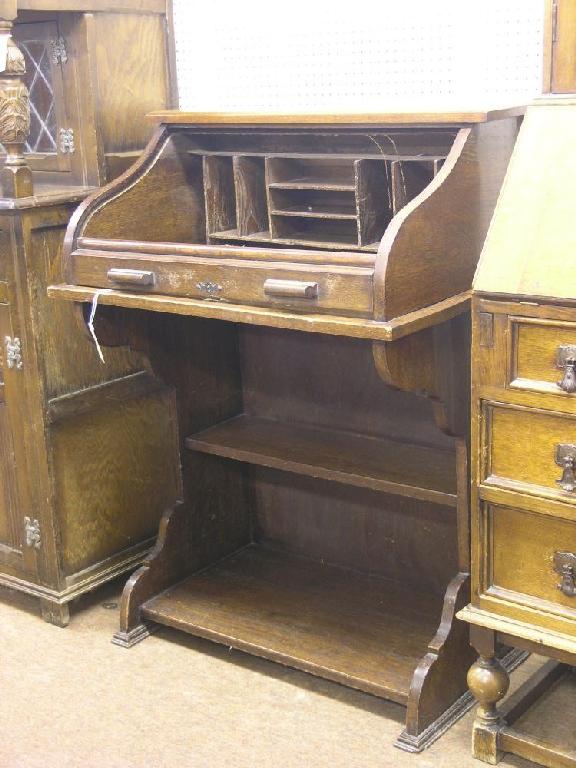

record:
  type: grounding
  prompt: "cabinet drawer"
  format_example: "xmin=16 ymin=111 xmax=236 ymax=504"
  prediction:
xmin=483 ymin=402 xmax=576 ymax=504
xmin=482 ymin=502 xmax=576 ymax=629
xmin=71 ymin=252 xmax=373 ymax=318
xmin=510 ymin=317 xmax=576 ymax=396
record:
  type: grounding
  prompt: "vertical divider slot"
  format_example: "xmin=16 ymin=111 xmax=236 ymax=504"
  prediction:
xmin=390 ymin=160 xmax=436 ymax=215
xmin=233 ymin=156 xmax=269 ymax=237
xmin=354 ymin=159 xmax=393 ymax=249
xmin=203 ymin=155 xmax=237 ymax=238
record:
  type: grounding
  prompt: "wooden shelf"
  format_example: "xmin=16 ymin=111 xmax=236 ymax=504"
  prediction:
xmin=185 ymin=415 xmax=457 ymax=506
xmin=207 ymin=228 xmax=370 ymax=252
xmin=142 ymin=545 xmax=442 ymax=703
xmin=268 ymin=181 xmax=356 ymax=192
xmin=271 ymin=208 xmax=357 ymax=221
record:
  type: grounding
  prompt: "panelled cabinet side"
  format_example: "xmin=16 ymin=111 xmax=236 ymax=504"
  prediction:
xmin=460 ymin=102 xmax=576 ymax=767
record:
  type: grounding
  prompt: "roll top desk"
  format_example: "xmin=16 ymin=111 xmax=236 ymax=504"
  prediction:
xmin=50 ymin=109 xmax=521 ymax=750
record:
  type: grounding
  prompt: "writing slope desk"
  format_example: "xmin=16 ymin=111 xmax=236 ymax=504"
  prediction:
xmin=50 ymin=109 xmax=522 ymax=750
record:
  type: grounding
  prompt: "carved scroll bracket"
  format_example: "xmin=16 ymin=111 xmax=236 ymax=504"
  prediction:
xmin=0 ymin=18 xmax=33 ymax=198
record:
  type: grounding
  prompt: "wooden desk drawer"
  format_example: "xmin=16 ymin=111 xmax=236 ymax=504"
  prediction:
xmin=483 ymin=402 xmax=576 ymax=504
xmin=483 ymin=502 xmax=576 ymax=628
xmin=510 ymin=317 xmax=576 ymax=396
xmin=71 ymin=252 xmax=373 ymax=318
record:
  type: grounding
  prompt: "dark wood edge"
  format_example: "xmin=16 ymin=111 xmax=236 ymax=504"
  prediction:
xmin=76 ymin=237 xmax=377 ymax=267
xmin=112 ymin=623 xmax=155 ymax=648
xmin=47 ymin=371 xmax=168 ymax=424
xmin=117 ymin=501 xmax=189 ymax=636
xmin=47 ymin=284 xmax=471 ymax=341
xmin=475 ymin=289 xmax=576 ymax=308
xmin=396 ymin=647 xmax=528 ymax=752
xmin=164 ymin=0 xmax=179 ymax=109
xmin=146 ymin=107 xmax=527 ymax=126
xmin=374 ymin=127 xmax=470 ymax=319
xmin=405 ymin=572 xmax=475 ymax=737
xmin=501 ymin=659 xmax=566 ymax=724
xmin=18 ymin=1 xmax=167 ymax=12
xmin=62 ymin=125 xmax=170 ymax=278
xmin=0 ymin=537 xmax=155 ymax=601
xmin=500 ymin=724 xmax=576 ymax=767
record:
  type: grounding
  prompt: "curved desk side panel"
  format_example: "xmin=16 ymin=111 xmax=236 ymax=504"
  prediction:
xmin=374 ymin=117 xmax=519 ymax=323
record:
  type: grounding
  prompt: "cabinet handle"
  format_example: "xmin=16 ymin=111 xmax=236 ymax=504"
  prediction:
xmin=263 ymin=279 xmax=319 ymax=299
xmin=555 ymin=444 xmax=576 ymax=492
xmin=556 ymin=345 xmax=576 ymax=393
xmin=107 ymin=268 xmax=155 ymax=287
xmin=554 ymin=552 xmax=576 ymax=597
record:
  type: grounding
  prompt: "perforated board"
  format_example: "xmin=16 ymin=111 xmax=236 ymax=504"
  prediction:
xmin=172 ymin=0 xmax=544 ymax=111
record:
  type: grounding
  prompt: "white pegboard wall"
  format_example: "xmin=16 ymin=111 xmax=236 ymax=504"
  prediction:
xmin=172 ymin=0 xmax=544 ymax=112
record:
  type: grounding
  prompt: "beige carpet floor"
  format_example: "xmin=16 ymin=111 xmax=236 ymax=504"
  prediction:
xmin=0 ymin=580 xmax=541 ymax=768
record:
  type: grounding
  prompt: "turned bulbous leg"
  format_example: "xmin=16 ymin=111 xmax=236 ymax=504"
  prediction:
xmin=468 ymin=655 xmax=510 ymax=764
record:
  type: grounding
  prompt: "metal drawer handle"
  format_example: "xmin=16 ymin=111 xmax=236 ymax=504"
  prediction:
xmin=555 ymin=444 xmax=576 ymax=492
xmin=556 ymin=345 xmax=576 ymax=393
xmin=264 ymin=279 xmax=319 ymax=299
xmin=554 ymin=552 xmax=576 ymax=597
xmin=107 ymin=268 xmax=155 ymax=287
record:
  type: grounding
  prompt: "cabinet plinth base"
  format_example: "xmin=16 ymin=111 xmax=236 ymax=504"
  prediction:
xmin=40 ymin=598 xmax=70 ymax=628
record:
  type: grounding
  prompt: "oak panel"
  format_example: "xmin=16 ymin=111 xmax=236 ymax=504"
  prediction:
xmin=490 ymin=503 xmax=576 ymax=617
xmin=143 ymin=544 xmax=443 ymax=703
xmin=485 ymin=403 xmax=576 ymax=504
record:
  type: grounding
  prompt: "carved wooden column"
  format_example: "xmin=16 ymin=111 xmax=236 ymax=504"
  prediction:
xmin=0 ymin=16 xmax=32 ymax=198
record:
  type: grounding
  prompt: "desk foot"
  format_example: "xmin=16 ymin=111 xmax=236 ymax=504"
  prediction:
xmin=396 ymin=647 xmax=527 ymax=752
xmin=112 ymin=622 xmax=154 ymax=648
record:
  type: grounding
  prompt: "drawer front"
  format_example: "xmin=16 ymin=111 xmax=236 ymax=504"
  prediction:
xmin=72 ymin=252 xmax=373 ymax=317
xmin=481 ymin=502 xmax=576 ymax=627
xmin=483 ymin=402 xmax=576 ymax=503
xmin=510 ymin=316 xmax=576 ymax=396
xmin=481 ymin=505 xmax=576 ymax=631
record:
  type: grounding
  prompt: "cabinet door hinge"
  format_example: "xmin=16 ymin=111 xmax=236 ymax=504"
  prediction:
xmin=50 ymin=37 xmax=68 ymax=65
xmin=59 ymin=128 xmax=75 ymax=154
xmin=4 ymin=336 xmax=23 ymax=370
xmin=24 ymin=517 xmax=41 ymax=550
xmin=552 ymin=0 xmax=559 ymax=42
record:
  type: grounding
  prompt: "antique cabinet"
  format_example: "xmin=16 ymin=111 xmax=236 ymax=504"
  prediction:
xmin=50 ymin=108 xmax=523 ymax=747
xmin=0 ymin=1 xmax=179 ymax=627
xmin=459 ymin=99 xmax=576 ymax=767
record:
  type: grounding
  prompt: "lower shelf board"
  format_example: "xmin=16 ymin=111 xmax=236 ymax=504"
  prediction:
xmin=141 ymin=545 xmax=443 ymax=704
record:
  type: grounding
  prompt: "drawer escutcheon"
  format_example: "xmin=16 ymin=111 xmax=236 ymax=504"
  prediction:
xmin=553 ymin=551 xmax=576 ymax=597
xmin=556 ymin=344 xmax=576 ymax=393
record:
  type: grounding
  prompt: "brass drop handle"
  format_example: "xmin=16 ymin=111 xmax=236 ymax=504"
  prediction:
xmin=107 ymin=268 xmax=155 ymax=287
xmin=555 ymin=444 xmax=576 ymax=492
xmin=556 ymin=345 xmax=576 ymax=393
xmin=554 ymin=552 xmax=576 ymax=597
xmin=264 ymin=279 xmax=319 ymax=299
